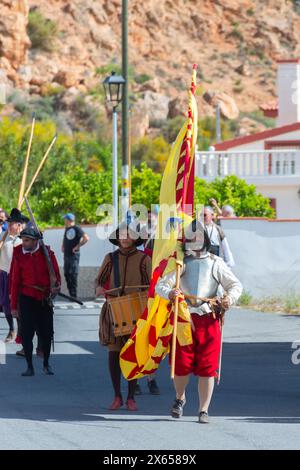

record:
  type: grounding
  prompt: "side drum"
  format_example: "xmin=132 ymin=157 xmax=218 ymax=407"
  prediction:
xmin=107 ymin=291 xmax=148 ymax=337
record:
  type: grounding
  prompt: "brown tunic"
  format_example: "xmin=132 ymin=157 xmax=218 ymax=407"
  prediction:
xmin=96 ymin=248 xmax=152 ymax=347
xmin=96 ymin=248 xmax=151 ymax=294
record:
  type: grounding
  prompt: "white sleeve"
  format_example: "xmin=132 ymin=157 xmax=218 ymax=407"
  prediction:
xmin=222 ymin=237 xmax=235 ymax=268
xmin=155 ymin=270 xmax=177 ymax=300
xmin=213 ymin=258 xmax=243 ymax=305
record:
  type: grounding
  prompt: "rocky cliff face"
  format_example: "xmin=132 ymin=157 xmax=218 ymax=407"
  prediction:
xmin=0 ymin=1 xmax=30 ymax=77
xmin=1 ymin=0 xmax=300 ymax=136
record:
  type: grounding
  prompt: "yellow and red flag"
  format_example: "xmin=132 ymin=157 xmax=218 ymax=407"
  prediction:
xmin=120 ymin=65 xmax=198 ymax=380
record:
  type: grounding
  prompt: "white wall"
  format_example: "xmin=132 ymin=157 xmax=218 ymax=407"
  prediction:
xmin=277 ymin=62 xmax=300 ymax=127
xmin=44 ymin=220 xmax=300 ymax=300
xmin=255 ymin=184 xmax=300 ymax=219
xmin=221 ymin=218 xmax=300 ymax=299
xmin=228 ymin=128 xmax=300 ymax=152
xmin=44 ymin=225 xmax=112 ymax=267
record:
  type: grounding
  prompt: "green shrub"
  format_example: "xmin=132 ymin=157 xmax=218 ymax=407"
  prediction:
xmin=228 ymin=26 xmax=244 ymax=42
xmin=161 ymin=116 xmax=186 ymax=143
xmin=291 ymin=0 xmax=300 ymax=15
xmin=284 ymin=294 xmax=300 ymax=311
xmin=238 ymin=291 xmax=253 ymax=306
xmin=241 ymin=110 xmax=275 ymax=129
xmin=41 ymin=84 xmax=65 ymax=97
xmin=197 ymin=116 xmax=238 ymax=151
xmin=131 ymin=163 xmax=162 ymax=206
xmin=96 ymin=63 xmax=135 ymax=82
xmin=134 ymin=74 xmax=152 ymax=84
xmin=195 ymin=175 xmax=275 ymax=218
xmin=233 ymin=84 xmax=244 ymax=93
xmin=0 ymin=117 xmax=112 ymax=211
xmin=131 ymin=135 xmax=171 ymax=171
xmin=28 ymin=9 xmax=58 ymax=52
xmin=37 ymin=166 xmax=113 ymax=225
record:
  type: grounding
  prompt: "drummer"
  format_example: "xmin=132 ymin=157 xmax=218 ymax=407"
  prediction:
xmin=95 ymin=221 xmax=152 ymax=411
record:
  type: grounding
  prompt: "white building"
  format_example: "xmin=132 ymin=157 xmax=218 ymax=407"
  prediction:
xmin=195 ymin=59 xmax=300 ymax=218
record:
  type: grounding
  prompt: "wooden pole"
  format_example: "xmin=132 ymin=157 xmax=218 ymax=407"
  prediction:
xmin=170 ymin=260 xmax=183 ymax=379
xmin=21 ymin=134 xmax=57 ymax=207
xmin=98 ymin=285 xmax=149 ymax=296
xmin=18 ymin=113 xmax=35 ymax=210
xmin=217 ymin=312 xmax=225 ymax=386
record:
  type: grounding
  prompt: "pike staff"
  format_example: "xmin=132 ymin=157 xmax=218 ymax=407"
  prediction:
xmin=18 ymin=113 xmax=36 ymax=210
xmin=21 ymin=134 xmax=57 ymax=207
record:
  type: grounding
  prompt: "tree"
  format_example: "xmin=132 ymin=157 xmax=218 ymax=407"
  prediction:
xmin=36 ymin=166 xmax=113 ymax=225
xmin=0 ymin=117 xmax=111 ymax=210
xmin=131 ymin=136 xmax=170 ymax=171
xmin=195 ymin=175 xmax=275 ymax=217
xmin=131 ymin=163 xmax=162 ymax=207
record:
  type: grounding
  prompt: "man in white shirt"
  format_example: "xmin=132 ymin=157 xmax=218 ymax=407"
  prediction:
xmin=0 ymin=209 xmax=28 ymax=342
xmin=204 ymin=206 xmax=235 ymax=268
xmin=155 ymin=220 xmax=242 ymax=423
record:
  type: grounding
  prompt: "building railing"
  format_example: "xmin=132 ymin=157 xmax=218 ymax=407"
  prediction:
xmin=195 ymin=149 xmax=300 ymax=179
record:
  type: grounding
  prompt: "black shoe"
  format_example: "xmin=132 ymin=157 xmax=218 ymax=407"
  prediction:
xmin=43 ymin=365 xmax=54 ymax=375
xmin=135 ymin=383 xmax=142 ymax=395
xmin=171 ymin=398 xmax=186 ymax=418
xmin=21 ymin=367 xmax=34 ymax=377
xmin=36 ymin=348 xmax=44 ymax=358
xmin=16 ymin=348 xmax=25 ymax=357
xmin=148 ymin=379 xmax=160 ymax=395
xmin=198 ymin=411 xmax=209 ymax=424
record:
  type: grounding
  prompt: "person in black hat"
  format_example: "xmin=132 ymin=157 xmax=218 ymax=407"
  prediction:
xmin=0 ymin=209 xmax=28 ymax=342
xmin=10 ymin=225 xmax=61 ymax=376
xmin=95 ymin=221 xmax=152 ymax=411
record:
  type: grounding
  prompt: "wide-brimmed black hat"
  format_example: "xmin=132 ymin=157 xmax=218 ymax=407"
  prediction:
xmin=7 ymin=208 xmax=29 ymax=224
xmin=19 ymin=225 xmax=41 ymax=240
xmin=109 ymin=221 xmax=144 ymax=247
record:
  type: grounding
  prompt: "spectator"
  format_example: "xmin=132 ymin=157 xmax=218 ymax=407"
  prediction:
xmin=0 ymin=208 xmax=27 ymax=342
xmin=221 ymin=204 xmax=235 ymax=218
xmin=209 ymin=199 xmax=236 ymax=219
xmin=203 ymin=206 xmax=235 ymax=268
xmin=61 ymin=213 xmax=89 ymax=299
xmin=0 ymin=210 xmax=8 ymax=233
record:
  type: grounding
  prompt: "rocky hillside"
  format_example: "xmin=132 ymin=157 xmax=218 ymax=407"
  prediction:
xmin=1 ymin=0 xmax=300 ymax=138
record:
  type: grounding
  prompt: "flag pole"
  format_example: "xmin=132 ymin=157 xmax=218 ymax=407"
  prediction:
xmin=217 ymin=309 xmax=225 ymax=385
xmin=170 ymin=260 xmax=183 ymax=379
xmin=18 ymin=113 xmax=35 ymax=210
xmin=21 ymin=134 xmax=57 ymax=207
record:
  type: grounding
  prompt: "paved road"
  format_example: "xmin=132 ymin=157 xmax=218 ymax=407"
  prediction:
xmin=0 ymin=303 xmax=300 ymax=450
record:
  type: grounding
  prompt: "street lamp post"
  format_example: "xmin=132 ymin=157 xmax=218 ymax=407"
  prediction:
xmin=103 ymin=72 xmax=126 ymax=230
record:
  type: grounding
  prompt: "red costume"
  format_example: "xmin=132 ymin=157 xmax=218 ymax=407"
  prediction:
xmin=10 ymin=244 xmax=61 ymax=310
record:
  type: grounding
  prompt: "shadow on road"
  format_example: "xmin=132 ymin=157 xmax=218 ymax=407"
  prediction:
xmin=1 ymin=341 xmax=300 ymax=423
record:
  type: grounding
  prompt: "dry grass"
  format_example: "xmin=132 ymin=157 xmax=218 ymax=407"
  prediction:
xmin=238 ymin=293 xmax=300 ymax=315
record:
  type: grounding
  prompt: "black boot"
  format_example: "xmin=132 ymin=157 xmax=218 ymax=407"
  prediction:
xmin=21 ymin=367 xmax=34 ymax=377
xmin=171 ymin=398 xmax=186 ymax=418
xmin=43 ymin=365 xmax=54 ymax=375
xmin=148 ymin=379 xmax=160 ymax=395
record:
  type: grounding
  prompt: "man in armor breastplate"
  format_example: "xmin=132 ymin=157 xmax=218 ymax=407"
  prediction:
xmin=156 ymin=219 xmax=242 ymax=423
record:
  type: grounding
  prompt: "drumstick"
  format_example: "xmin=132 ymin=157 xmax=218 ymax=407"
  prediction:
xmin=96 ymin=285 xmax=149 ymax=296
